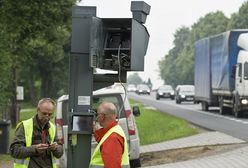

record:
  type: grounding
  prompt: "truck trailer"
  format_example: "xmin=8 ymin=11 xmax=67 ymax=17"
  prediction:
xmin=194 ymin=30 xmax=248 ymax=118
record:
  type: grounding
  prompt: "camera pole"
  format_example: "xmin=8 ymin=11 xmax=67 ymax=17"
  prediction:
xmin=68 ymin=6 xmax=95 ymax=168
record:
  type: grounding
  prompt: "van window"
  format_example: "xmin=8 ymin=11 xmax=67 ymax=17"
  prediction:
xmin=244 ymin=62 xmax=248 ymax=80
xmin=238 ymin=63 xmax=242 ymax=78
xmin=60 ymin=94 xmax=125 ymax=124
xmin=93 ymin=94 xmax=125 ymax=118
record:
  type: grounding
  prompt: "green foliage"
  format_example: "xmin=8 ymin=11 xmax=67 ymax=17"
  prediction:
xmin=0 ymin=24 xmax=12 ymax=110
xmin=159 ymin=11 xmax=229 ymax=86
xmin=0 ymin=0 xmax=76 ymax=113
xmin=228 ymin=2 xmax=248 ymax=29
xmin=146 ymin=78 xmax=153 ymax=89
xmin=159 ymin=26 xmax=191 ymax=87
xmin=127 ymin=72 xmax=144 ymax=85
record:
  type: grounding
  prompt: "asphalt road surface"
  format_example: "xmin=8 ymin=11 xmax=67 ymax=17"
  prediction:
xmin=129 ymin=92 xmax=248 ymax=141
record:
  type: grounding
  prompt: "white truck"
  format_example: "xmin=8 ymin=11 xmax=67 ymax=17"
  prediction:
xmin=194 ymin=30 xmax=248 ymax=117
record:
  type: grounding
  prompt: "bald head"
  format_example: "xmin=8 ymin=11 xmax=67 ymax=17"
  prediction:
xmin=97 ymin=102 xmax=117 ymax=115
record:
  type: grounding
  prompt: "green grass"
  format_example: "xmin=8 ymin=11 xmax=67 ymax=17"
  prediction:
xmin=129 ymin=99 xmax=199 ymax=145
xmin=20 ymin=108 xmax=36 ymax=121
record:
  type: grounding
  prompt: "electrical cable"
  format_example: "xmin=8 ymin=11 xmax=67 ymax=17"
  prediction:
xmin=117 ymin=44 xmax=127 ymax=122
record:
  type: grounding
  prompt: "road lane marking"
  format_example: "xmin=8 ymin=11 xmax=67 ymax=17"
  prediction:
xmin=130 ymin=94 xmax=248 ymax=125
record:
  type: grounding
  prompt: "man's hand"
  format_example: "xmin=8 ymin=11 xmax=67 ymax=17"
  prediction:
xmin=92 ymin=122 xmax=96 ymax=133
xmin=35 ymin=143 xmax=49 ymax=153
xmin=48 ymin=142 xmax=58 ymax=151
xmin=93 ymin=122 xmax=101 ymax=133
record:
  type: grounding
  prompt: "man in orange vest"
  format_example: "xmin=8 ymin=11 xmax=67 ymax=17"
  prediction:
xmin=90 ymin=102 xmax=129 ymax=168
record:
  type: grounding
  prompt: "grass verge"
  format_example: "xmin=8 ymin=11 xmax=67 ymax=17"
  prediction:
xmin=129 ymin=99 xmax=199 ymax=145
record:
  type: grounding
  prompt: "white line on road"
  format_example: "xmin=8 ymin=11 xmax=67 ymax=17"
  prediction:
xmin=132 ymin=94 xmax=248 ymax=125
xmin=165 ymin=101 xmax=248 ymax=125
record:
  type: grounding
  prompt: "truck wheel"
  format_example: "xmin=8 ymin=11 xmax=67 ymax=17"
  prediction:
xmin=220 ymin=101 xmax=225 ymax=115
xmin=220 ymin=103 xmax=226 ymax=115
xmin=233 ymin=95 xmax=243 ymax=118
xmin=178 ymin=99 xmax=181 ymax=104
xmin=219 ymin=99 xmax=227 ymax=115
xmin=233 ymin=103 xmax=242 ymax=118
xmin=235 ymin=111 xmax=242 ymax=118
xmin=201 ymin=102 xmax=209 ymax=111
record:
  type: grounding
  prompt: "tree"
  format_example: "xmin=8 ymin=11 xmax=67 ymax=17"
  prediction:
xmin=159 ymin=11 xmax=229 ymax=87
xmin=228 ymin=2 xmax=248 ymax=29
xmin=0 ymin=23 xmax=12 ymax=118
xmin=0 ymin=0 xmax=76 ymax=125
xmin=127 ymin=73 xmax=143 ymax=85
xmin=146 ymin=78 xmax=153 ymax=89
xmin=159 ymin=26 xmax=191 ymax=86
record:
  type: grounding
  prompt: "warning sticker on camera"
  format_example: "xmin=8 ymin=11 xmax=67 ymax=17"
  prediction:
xmin=78 ymin=96 xmax=90 ymax=105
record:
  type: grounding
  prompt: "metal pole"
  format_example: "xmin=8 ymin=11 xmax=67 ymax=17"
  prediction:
xmin=68 ymin=6 xmax=96 ymax=168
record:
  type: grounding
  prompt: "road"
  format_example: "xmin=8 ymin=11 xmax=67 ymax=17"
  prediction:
xmin=129 ymin=92 xmax=248 ymax=141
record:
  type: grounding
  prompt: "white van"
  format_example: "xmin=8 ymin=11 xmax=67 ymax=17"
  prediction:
xmin=55 ymin=87 xmax=141 ymax=168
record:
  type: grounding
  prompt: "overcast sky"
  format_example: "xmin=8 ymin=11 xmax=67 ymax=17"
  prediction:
xmin=80 ymin=0 xmax=246 ymax=89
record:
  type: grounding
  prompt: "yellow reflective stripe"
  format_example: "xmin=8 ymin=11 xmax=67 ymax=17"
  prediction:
xmin=49 ymin=121 xmax=55 ymax=142
xmin=49 ymin=122 xmax=57 ymax=168
xmin=51 ymin=152 xmax=57 ymax=168
xmin=13 ymin=163 xmax=27 ymax=168
xmin=16 ymin=122 xmax=23 ymax=130
xmin=22 ymin=118 xmax=33 ymax=147
xmin=14 ymin=119 xmax=33 ymax=168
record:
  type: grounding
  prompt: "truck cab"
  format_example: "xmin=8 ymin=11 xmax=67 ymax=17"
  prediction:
xmin=235 ymin=50 xmax=248 ymax=96
xmin=233 ymin=50 xmax=248 ymax=117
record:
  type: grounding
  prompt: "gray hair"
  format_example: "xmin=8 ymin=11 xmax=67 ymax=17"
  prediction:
xmin=37 ymin=98 xmax=56 ymax=109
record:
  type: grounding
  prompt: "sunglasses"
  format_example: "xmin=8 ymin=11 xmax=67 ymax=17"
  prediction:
xmin=96 ymin=113 xmax=105 ymax=117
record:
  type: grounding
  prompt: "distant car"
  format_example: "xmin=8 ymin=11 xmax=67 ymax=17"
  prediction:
xmin=175 ymin=85 xmax=195 ymax=104
xmin=56 ymin=88 xmax=141 ymax=168
xmin=127 ymin=84 xmax=137 ymax=92
xmin=156 ymin=85 xmax=175 ymax=100
xmin=136 ymin=84 xmax=151 ymax=95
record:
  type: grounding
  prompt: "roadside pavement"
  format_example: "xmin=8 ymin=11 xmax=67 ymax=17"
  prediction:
xmin=141 ymin=131 xmax=248 ymax=168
